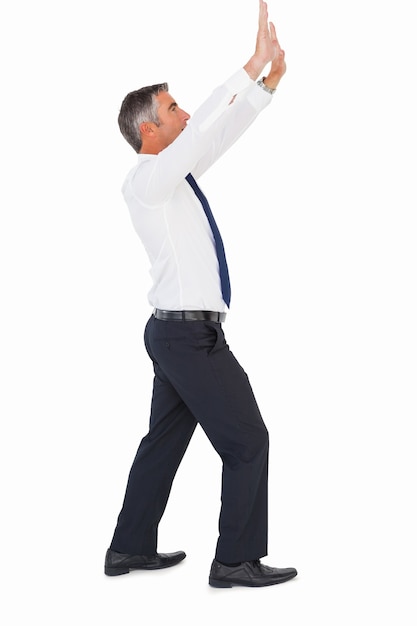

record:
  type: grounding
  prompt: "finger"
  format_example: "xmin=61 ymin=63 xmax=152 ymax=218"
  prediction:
xmin=269 ymin=21 xmax=277 ymax=42
xmin=258 ymin=0 xmax=268 ymax=30
xmin=269 ymin=22 xmax=282 ymax=49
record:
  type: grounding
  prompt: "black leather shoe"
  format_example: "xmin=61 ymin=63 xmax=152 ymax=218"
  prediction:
xmin=209 ymin=559 xmax=297 ymax=588
xmin=104 ymin=548 xmax=186 ymax=576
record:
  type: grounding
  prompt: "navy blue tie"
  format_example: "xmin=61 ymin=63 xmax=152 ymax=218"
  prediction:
xmin=186 ymin=173 xmax=231 ymax=307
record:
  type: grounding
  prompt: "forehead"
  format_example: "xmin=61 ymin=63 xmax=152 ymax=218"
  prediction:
xmin=156 ymin=91 xmax=176 ymax=111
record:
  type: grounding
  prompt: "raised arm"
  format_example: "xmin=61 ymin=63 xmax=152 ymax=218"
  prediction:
xmin=128 ymin=1 xmax=287 ymax=203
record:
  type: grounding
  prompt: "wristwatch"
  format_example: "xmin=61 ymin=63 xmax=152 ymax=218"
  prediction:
xmin=256 ymin=77 xmax=276 ymax=95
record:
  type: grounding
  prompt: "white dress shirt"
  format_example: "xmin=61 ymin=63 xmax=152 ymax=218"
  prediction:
xmin=122 ymin=68 xmax=272 ymax=312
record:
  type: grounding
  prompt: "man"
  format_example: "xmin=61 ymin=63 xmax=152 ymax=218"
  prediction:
xmin=105 ymin=0 xmax=297 ymax=588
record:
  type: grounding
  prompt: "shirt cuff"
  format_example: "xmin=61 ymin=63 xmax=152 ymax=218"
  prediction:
xmin=224 ymin=67 xmax=253 ymax=94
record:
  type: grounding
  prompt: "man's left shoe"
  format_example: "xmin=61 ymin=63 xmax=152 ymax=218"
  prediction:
xmin=209 ymin=559 xmax=298 ymax=588
xmin=104 ymin=548 xmax=186 ymax=576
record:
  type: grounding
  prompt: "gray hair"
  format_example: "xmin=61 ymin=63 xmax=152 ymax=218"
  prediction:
xmin=118 ymin=83 xmax=169 ymax=153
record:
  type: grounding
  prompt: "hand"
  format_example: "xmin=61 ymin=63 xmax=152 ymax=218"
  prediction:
xmin=263 ymin=21 xmax=287 ymax=89
xmin=244 ymin=1 xmax=282 ymax=80
xmin=254 ymin=1 xmax=276 ymax=65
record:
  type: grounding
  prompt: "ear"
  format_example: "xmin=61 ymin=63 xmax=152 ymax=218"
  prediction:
xmin=139 ymin=122 xmax=155 ymax=137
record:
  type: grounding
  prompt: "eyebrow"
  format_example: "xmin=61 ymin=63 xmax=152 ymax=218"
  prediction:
xmin=167 ymin=102 xmax=178 ymax=111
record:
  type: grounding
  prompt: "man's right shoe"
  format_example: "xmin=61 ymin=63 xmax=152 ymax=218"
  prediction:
xmin=104 ymin=548 xmax=186 ymax=576
xmin=209 ymin=559 xmax=298 ymax=588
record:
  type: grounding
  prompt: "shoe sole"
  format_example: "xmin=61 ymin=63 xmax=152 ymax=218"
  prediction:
xmin=105 ymin=556 xmax=186 ymax=576
xmin=105 ymin=566 xmax=131 ymax=576
xmin=209 ymin=571 xmax=297 ymax=588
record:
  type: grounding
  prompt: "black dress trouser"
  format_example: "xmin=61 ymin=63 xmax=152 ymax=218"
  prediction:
xmin=110 ymin=314 xmax=269 ymax=564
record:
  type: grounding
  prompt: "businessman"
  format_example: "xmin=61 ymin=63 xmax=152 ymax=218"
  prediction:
xmin=105 ymin=1 xmax=297 ymax=588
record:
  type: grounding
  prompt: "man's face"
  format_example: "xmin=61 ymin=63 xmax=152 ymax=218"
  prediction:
xmin=154 ymin=91 xmax=190 ymax=150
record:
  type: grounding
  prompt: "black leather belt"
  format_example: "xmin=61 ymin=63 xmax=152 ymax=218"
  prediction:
xmin=153 ymin=309 xmax=226 ymax=323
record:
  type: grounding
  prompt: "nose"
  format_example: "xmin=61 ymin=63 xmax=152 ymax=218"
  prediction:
xmin=182 ymin=109 xmax=190 ymax=122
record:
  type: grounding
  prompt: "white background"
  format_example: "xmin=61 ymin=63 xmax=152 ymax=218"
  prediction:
xmin=1 ymin=0 xmax=416 ymax=623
